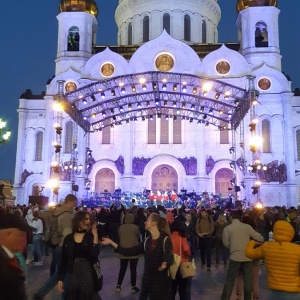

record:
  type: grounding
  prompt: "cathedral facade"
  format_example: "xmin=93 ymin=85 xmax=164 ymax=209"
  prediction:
xmin=13 ymin=0 xmax=300 ymax=207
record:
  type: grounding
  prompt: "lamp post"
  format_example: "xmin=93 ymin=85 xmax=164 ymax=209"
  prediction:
xmin=0 ymin=118 xmax=11 ymax=144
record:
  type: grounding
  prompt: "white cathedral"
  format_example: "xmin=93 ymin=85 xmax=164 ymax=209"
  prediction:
xmin=13 ymin=0 xmax=300 ymax=208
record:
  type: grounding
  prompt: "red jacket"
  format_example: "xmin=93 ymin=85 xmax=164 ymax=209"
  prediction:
xmin=171 ymin=232 xmax=191 ymax=263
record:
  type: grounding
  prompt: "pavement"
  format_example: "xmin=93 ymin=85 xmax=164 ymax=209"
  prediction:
xmin=26 ymin=246 xmax=269 ymax=300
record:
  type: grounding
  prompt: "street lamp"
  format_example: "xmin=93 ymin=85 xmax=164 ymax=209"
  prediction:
xmin=0 ymin=118 xmax=11 ymax=144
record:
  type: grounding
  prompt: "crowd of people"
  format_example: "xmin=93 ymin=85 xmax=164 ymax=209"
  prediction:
xmin=0 ymin=197 xmax=300 ymax=299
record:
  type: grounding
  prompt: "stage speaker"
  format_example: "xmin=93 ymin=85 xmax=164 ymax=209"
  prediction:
xmin=234 ymin=186 xmax=241 ymax=192
xmin=29 ymin=196 xmax=48 ymax=206
xmin=72 ymin=185 xmax=79 ymax=192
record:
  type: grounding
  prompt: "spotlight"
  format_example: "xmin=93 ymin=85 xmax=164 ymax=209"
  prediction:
xmin=91 ymin=95 xmax=96 ymax=101
xmin=54 ymin=144 xmax=62 ymax=153
xmin=82 ymin=99 xmax=87 ymax=104
xmin=229 ymin=147 xmax=235 ymax=154
xmin=112 ymin=116 xmax=116 ymax=120
xmin=215 ymin=93 xmax=220 ymax=100
xmin=101 ymin=92 xmax=105 ymax=99
xmin=203 ymin=114 xmax=207 ymax=119
xmin=224 ymin=91 xmax=230 ymax=99
xmin=230 ymin=178 xmax=236 ymax=186
xmin=203 ymin=90 xmax=208 ymax=96
xmin=111 ymin=108 xmax=114 ymax=113
xmin=111 ymin=90 xmax=116 ymax=96
xmin=173 ymin=102 xmax=177 ymax=107
xmin=152 ymin=82 xmax=157 ymax=89
xmin=249 ymin=123 xmax=256 ymax=132
xmin=110 ymin=124 xmax=114 ymax=128
xmin=132 ymin=85 xmax=136 ymax=92
xmin=192 ymin=87 xmax=197 ymax=94
xmin=200 ymin=106 xmax=204 ymax=112
xmin=173 ymin=116 xmax=177 ymax=121
xmin=146 ymin=101 xmax=150 ymax=107
xmin=191 ymin=104 xmax=195 ymax=110
xmin=137 ymin=103 xmax=142 ymax=108
xmin=173 ymin=84 xmax=177 ymax=91
xmin=119 ymin=106 xmax=124 ymax=112
xmin=181 ymin=103 xmax=186 ymax=108
xmin=219 ymin=110 xmax=223 ymax=114
xmin=234 ymin=99 xmax=239 ymax=105
xmin=142 ymin=116 xmax=145 ymax=121
xmin=128 ymin=104 xmax=132 ymax=110
xmin=157 ymin=113 xmax=161 ymax=119
xmin=182 ymin=85 xmax=187 ymax=92
xmin=189 ymin=118 xmax=193 ymax=123
xmin=155 ymin=98 xmax=160 ymax=105
xmin=91 ymin=113 xmax=96 ymax=118
xmin=102 ymin=111 xmax=106 ymax=117
xmin=251 ymin=186 xmax=259 ymax=195
xmin=209 ymin=108 xmax=213 ymax=113
xmin=142 ymin=84 xmax=147 ymax=90
xmin=165 ymin=115 xmax=169 ymax=120
xmin=54 ymin=124 xmax=62 ymax=135
xmin=121 ymin=87 xmax=126 ymax=94
xmin=126 ymin=119 xmax=130 ymax=124
xmin=229 ymin=161 xmax=236 ymax=169
xmin=263 ymin=164 xmax=267 ymax=171
xmin=205 ymin=122 xmax=209 ymax=127
xmin=162 ymin=83 xmax=167 ymax=90
xmin=134 ymin=117 xmax=138 ymax=122
xmin=149 ymin=115 xmax=153 ymax=120
xmin=164 ymin=101 xmax=167 ymax=106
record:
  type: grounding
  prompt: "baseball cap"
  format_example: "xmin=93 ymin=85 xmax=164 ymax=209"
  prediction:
xmin=0 ymin=213 xmax=32 ymax=232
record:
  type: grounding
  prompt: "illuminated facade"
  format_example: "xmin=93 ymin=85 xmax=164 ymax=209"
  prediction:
xmin=13 ymin=0 xmax=300 ymax=207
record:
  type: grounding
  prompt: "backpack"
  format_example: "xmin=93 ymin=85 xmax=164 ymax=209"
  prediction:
xmin=46 ymin=211 xmax=69 ymax=248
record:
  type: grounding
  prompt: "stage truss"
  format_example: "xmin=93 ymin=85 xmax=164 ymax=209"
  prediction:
xmin=57 ymin=71 xmax=252 ymax=133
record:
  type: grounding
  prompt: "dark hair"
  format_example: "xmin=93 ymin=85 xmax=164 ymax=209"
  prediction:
xmin=229 ymin=210 xmax=240 ymax=220
xmin=65 ymin=194 xmax=78 ymax=204
xmin=72 ymin=211 xmax=90 ymax=232
xmin=170 ymin=220 xmax=186 ymax=237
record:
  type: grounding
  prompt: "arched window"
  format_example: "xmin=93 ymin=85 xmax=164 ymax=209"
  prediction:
xmin=35 ymin=132 xmax=43 ymax=161
xmin=173 ymin=118 xmax=182 ymax=144
xmin=128 ymin=22 xmax=133 ymax=44
xmin=255 ymin=22 xmax=268 ymax=47
xmin=163 ymin=13 xmax=171 ymax=34
xmin=102 ymin=126 xmax=111 ymax=144
xmin=68 ymin=26 xmax=80 ymax=51
xmin=296 ymin=129 xmax=300 ymax=160
xmin=148 ymin=115 xmax=156 ymax=144
xmin=64 ymin=121 xmax=73 ymax=153
xmin=262 ymin=119 xmax=271 ymax=153
xmin=143 ymin=16 xmax=150 ymax=42
xmin=184 ymin=15 xmax=191 ymax=41
xmin=202 ymin=20 xmax=207 ymax=43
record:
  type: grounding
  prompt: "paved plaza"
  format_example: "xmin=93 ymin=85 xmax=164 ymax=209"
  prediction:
xmin=26 ymin=246 xmax=269 ymax=300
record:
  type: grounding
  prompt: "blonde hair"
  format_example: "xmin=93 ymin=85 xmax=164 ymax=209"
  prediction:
xmin=217 ymin=214 xmax=227 ymax=226
xmin=158 ymin=217 xmax=171 ymax=238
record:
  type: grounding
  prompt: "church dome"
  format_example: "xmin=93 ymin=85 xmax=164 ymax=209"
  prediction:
xmin=59 ymin=0 xmax=98 ymax=17
xmin=236 ymin=0 xmax=277 ymax=12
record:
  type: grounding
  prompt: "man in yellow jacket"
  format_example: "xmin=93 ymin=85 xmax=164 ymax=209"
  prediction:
xmin=246 ymin=220 xmax=300 ymax=300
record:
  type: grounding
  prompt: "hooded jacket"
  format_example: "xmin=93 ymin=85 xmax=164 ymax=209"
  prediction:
xmin=246 ymin=220 xmax=300 ymax=293
xmin=118 ymin=213 xmax=140 ymax=259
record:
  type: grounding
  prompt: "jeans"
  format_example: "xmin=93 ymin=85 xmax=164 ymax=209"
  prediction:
xmin=221 ymin=260 xmax=253 ymax=300
xmin=33 ymin=234 xmax=43 ymax=262
xmin=36 ymin=246 xmax=62 ymax=297
xmin=172 ymin=269 xmax=192 ymax=300
xmin=117 ymin=258 xmax=138 ymax=286
xmin=269 ymin=290 xmax=300 ymax=300
xmin=199 ymin=236 xmax=213 ymax=267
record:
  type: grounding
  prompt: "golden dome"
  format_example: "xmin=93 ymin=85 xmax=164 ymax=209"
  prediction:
xmin=59 ymin=0 xmax=98 ymax=17
xmin=237 ymin=0 xmax=277 ymax=12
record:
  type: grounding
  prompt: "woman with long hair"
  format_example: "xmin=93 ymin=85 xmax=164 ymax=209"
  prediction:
xmin=214 ymin=213 xmax=229 ymax=267
xmin=57 ymin=211 xmax=101 ymax=300
xmin=170 ymin=220 xmax=192 ymax=300
xmin=101 ymin=212 xmax=174 ymax=300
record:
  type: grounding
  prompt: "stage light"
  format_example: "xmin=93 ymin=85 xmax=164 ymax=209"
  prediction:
xmin=229 ymin=147 xmax=235 ymax=154
xmin=152 ymin=82 xmax=157 ymax=89
xmin=162 ymin=83 xmax=167 ymax=90
xmin=174 ymin=116 xmax=177 ymax=121
xmin=182 ymin=103 xmax=186 ymax=108
xmin=111 ymin=108 xmax=114 ymax=113
xmin=249 ymin=123 xmax=256 ymax=132
xmin=112 ymin=116 xmax=116 ymax=120
xmin=234 ymin=99 xmax=239 ymax=105
xmin=155 ymin=98 xmax=160 ymax=105
xmin=252 ymin=99 xmax=258 ymax=106
xmin=132 ymin=85 xmax=136 ymax=92
xmin=121 ymin=87 xmax=126 ymax=94
xmin=111 ymin=90 xmax=116 ymax=96
xmin=142 ymin=84 xmax=147 ymax=90
xmin=230 ymin=178 xmax=236 ymax=186
xmin=215 ymin=93 xmax=220 ymax=100
xmin=173 ymin=84 xmax=177 ymax=91
xmin=82 ymin=99 xmax=87 ymax=104
xmin=203 ymin=114 xmax=207 ymax=119
xmin=128 ymin=104 xmax=132 ymax=110
xmin=164 ymin=101 xmax=167 ymax=106
xmin=142 ymin=116 xmax=145 ymax=121
xmin=165 ymin=115 xmax=169 ymax=120
xmin=219 ymin=110 xmax=223 ymax=114
xmin=83 ymin=116 xmax=87 ymax=120
xmin=205 ymin=122 xmax=209 ymax=127
xmin=91 ymin=95 xmax=96 ymax=101
xmin=102 ymin=111 xmax=106 ymax=117
xmin=137 ymin=103 xmax=142 ymax=108
xmin=191 ymin=104 xmax=195 ymax=110
xmin=134 ymin=117 xmax=138 ymax=122
xmin=119 ymin=106 xmax=124 ymax=112
xmin=173 ymin=102 xmax=177 ymax=107
xmin=200 ymin=106 xmax=204 ymax=112
xmin=146 ymin=101 xmax=150 ymax=107
xmin=157 ymin=113 xmax=161 ymax=119
xmin=224 ymin=91 xmax=230 ymax=99
xmin=182 ymin=85 xmax=187 ymax=92
xmin=53 ymin=123 xmax=62 ymax=135
xmin=91 ymin=113 xmax=96 ymax=118
xmin=101 ymin=92 xmax=105 ymax=99
xmin=192 ymin=87 xmax=197 ymax=94
xmin=251 ymin=186 xmax=259 ymax=195
xmin=229 ymin=161 xmax=236 ymax=169
xmin=263 ymin=164 xmax=267 ymax=171
xmin=110 ymin=124 xmax=114 ymax=128
xmin=189 ymin=118 xmax=193 ymax=123
xmin=149 ymin=115 xmax=153 ymax=120
xmin=209 ymin=108 xmax=213 ymax=113
xmin=54 ymin=143 xmax=62 ymax=153
xmin=126 ymin=119 xmax=130 ymax=124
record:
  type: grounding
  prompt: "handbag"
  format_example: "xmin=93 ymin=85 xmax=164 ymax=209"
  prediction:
xmin=91 ymin=260 xmax=103 ymax=291
xmin=180 ymin=261 xmax=196 ymax=279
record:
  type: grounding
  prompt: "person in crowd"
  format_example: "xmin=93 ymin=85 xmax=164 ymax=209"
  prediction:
xmin=175 ymin=208 xmax=186 ymax=222
xmin=170 ymin=220 xmax=192 ymax=300
xmin=287 ymin=210 xmax=299 ymax=242
xmin=109 ymin=203 xmax=125 ymax=243
xmin=33 ymin=194 xmax=77 ymax=300
xmin=129 ymin=198 xmax=136 ymax=210
xmin=0 ymin=212 xmax=31 ymax=300
xmin=195 ymin=209 xmax=214 ymax=271
xmin=136 ymin=207 xmax=147 ymax=240
xmin=255 ymin=211 xmax=271 ymax=242
xmin=236 ymin=215 xmax=260 ymax=300
xmin=166 ymin=209 xmax=174 ymax=225
xmin=221 ymin=210 xmax=264 ymax=300
xmin=183 ymin=213 xmax=196 ymax=257
xmin=101 ymin=213 xmax=174 ymax=300
xmin=116 ymin=213 xmax=141 ymax=293
xmin=31 ymin=210 xmax=44 ymax=266
xmin=214 ymin=213 xmax=229 ymax=267
xmin=39 ymin=206 xmax=52 ymax=256
xmin=96 ymin=207 xmax=110 ymax=239
xmin=25 ymin=208 xmax=35 ymax=264
xmin=57 ymin=211 xmax=101 ymax=300
xmin=246 ymin=219 xmax=300 ymax=300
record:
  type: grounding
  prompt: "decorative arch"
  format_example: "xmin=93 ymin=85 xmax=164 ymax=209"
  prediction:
xmin=184 ymin=14 xmax=191 ymax=41
xmin=95 ymin=168 xmax=115 ymax=194
xmin=163 ymin=13 xmax=171 ymax=34
xmin=151 ymin=164 xmax=178 ymax=193
xmin=215 ymin=168 xmax=233 ymax=196
xmin=143 ymin=16 xmax=150 ymax=42
xmin=143 ymin=155 xmax=186 ymax=190
xmin=255 ymin=22 xmax=268 ymax=47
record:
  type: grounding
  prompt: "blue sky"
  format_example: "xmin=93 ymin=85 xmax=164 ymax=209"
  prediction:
xmin=0 ymin=0 xmax=299 ymax=182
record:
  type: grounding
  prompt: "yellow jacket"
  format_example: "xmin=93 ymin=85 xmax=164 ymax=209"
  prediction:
xmin=245 ymin=220 xmax=300 ymax=293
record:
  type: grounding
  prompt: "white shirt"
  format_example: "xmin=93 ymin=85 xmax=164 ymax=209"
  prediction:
xmin=32 ymin=218 xmax=44 ymax=234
